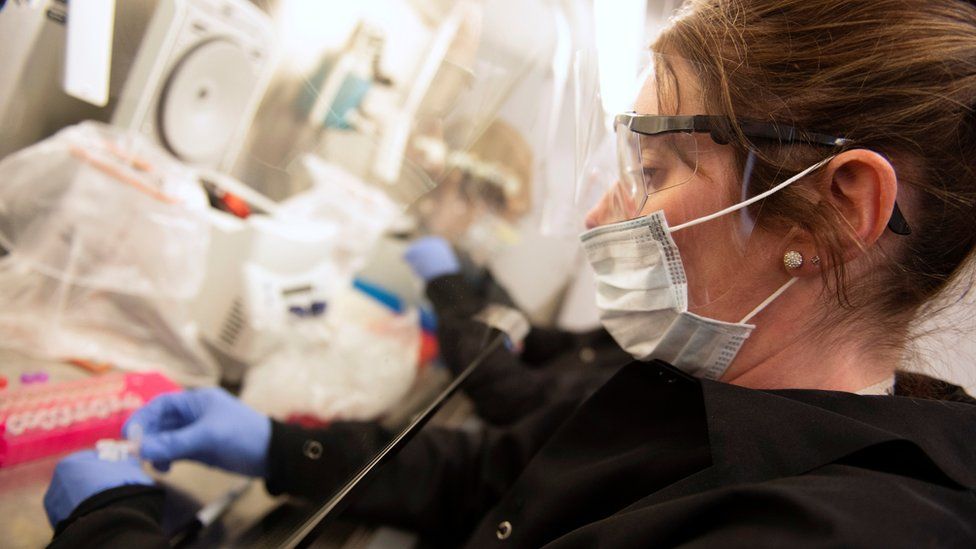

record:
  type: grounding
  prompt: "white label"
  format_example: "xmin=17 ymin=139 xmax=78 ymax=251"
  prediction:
xmin=63 ymin=0 xmax=116 ymax=106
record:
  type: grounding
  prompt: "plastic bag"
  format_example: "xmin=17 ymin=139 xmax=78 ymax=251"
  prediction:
xmin=0 ymin=122 xmax=218 ymax=385
xmin=240 ymin=287 xmax=420 ymax=422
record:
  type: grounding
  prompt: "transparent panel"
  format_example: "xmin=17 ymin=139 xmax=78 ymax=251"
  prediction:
xmin=0 ymin=0 xmax=592 ymax=547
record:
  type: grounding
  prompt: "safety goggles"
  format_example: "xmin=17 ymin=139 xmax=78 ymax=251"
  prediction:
xmin=614 ymin=113 xmax=911 ymax=235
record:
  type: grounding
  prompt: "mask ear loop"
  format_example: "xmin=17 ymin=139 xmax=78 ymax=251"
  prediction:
xmin=739 ymin=277 xmax=798 ymax=324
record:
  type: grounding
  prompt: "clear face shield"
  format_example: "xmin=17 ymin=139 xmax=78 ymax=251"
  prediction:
xmin=399 ymin=1 xmax=549 ymax=263
xmin=410 ymin=119 xmax=532 ymax=264
xmin=402 ymin=0 xmax=552 ymax=191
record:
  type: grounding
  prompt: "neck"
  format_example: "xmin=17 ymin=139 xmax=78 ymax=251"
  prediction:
xmin=720 ymin=286 xmax=898 ymax=392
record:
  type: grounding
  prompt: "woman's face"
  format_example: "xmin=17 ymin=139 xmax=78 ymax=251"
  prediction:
xmin=585 ymin=59 xmax=786 ymax=321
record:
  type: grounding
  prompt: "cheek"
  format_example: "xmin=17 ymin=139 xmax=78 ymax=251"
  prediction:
xmin=641 ymin=165 xmax=750 ymax=307
xmin=639 ymin=170 xmax=733 ymax=228
xmin=674 ymin=211 xmax=788 ymax=320
xmin=676 ymin=218 xmax=749 ymax=307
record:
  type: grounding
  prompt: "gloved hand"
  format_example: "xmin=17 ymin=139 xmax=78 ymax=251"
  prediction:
xmin=124 ymin=387 xmax=271 ymax=477
xmin=44 ymin=450 xmax=153 ymax=527
xmin=404 ymin=236 xmax=461 ymax=282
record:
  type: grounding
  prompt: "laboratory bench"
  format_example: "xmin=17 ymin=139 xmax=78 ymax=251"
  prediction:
xmin=0 ymin=350 xmax=472 ymax=548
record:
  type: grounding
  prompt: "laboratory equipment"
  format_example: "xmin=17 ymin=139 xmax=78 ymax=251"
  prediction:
xmin=112 ymin=0 xmax=277 ymax=170
xmin=299 ymin=22 xmax=387 ymax=131
xmin=66 ymin=358 xmax=114 ymax=374
xmin=192 ymin=206 xmax=340 ymax=364
xmin=0 ymin=371 xmax=180 ymax=468
xmin=193 ymin=156 xmax=399 ymax=367
xmin=353 ymin=276 xmax=440 ymax=365
xmin=0 ymin=0 xmax=156 ymax=158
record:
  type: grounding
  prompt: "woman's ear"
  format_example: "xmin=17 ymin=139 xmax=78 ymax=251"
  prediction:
xmin=821 ymin=149 xmax=899 ymax=258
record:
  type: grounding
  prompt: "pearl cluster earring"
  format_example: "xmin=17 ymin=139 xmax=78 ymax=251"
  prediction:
xmin=783 ymin=250 xmax=804 ymax=269
xmin=784 ymin=251 xmax=822 ymax=270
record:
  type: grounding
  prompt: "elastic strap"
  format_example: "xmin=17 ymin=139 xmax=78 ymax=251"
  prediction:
xmin=740 ymin=277 xmax=798 ymax=324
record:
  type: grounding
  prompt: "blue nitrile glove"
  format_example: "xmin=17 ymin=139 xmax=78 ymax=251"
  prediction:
xmin=404 ymin=236 xmax=461 ymax=282
xmin=44 ymin=450 xmax=153 ymax=527
xmin=124 ymin=388 xmax=271 ymax=477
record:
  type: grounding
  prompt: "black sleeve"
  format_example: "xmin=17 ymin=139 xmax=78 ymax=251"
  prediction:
xmin=520 ymin=326 xmax=576 ymax=365
xmin=47 ymin=485 xmax=168 ymax=549
xmin=264 ymin=419 xmax=391 ymax=500
xmin=264 ymin=385 xmax=584 ymax=546
xmin=424 ymin=271 xmax=576 ymax=366
xmin=441 ymin=320 xmax=556 ymax=424
xmin=425 ymin=273 xmax=488 ymax=320
xmin=425 ymin=275 xmax=567 ymax=424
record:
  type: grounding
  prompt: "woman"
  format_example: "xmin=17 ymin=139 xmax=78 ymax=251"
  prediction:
xmin=45 ymin=0 xmax=976 ymax=546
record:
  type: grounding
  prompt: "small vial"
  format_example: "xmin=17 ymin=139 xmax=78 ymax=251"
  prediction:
xmin=125 ymin=422 xmax=143 ymax=457
xmin=96 ymin=439 xmax=129 ymax=462
xmin=95 ymin=423 xmax=144 ymax=462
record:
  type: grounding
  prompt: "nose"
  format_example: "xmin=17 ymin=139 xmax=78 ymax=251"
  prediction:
xmin=585 ymin=181 xmax=634 ymax=229
xmin=584 ymin=199 xmax=606 ymax=230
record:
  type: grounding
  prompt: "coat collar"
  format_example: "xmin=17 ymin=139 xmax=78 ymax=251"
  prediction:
xmin=696 ymin=375 xmax=976 ymax=489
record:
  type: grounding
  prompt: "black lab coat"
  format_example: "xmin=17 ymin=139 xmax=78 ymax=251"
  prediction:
xmin=49 ymin=359 xmax=976 ymax=548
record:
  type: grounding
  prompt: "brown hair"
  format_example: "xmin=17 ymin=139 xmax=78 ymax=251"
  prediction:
xmin=656 ymin=0 xmax=976 ymax=344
